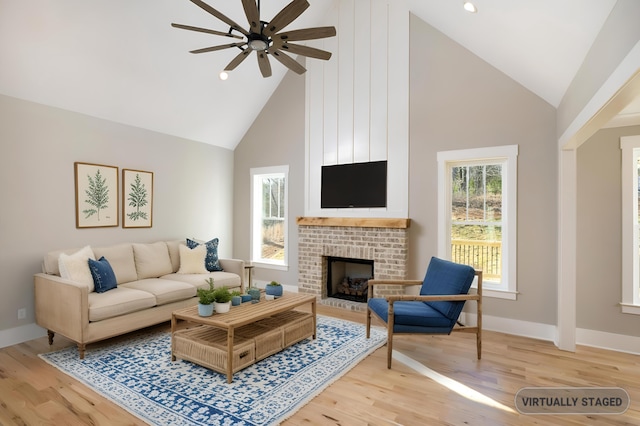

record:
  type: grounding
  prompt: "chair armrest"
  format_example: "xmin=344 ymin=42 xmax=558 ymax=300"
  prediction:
xmin=367 ymin=279 xmax=423 ymax=299
xmin=387 ymin=294 xmax=480 ymax=303
xmin=218 ymin=258 xmax=246 ymax=291
xmin=368 ymin=279 xmax=423 ymax=287
xmin=34 ymin=273 xmax=89 ymax=342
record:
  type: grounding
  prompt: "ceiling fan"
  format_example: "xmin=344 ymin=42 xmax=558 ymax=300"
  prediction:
xmin=172 ymin=0 xmax=337 ymax=78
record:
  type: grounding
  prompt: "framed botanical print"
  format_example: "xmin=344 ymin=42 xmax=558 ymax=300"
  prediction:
xmin=75 ymin=162 xmax=119 ymax=228
xmin=122 ymin=169 xmax=153 ymax=228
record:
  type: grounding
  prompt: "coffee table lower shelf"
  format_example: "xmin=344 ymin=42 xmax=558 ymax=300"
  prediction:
xmin=172 ymin=310 xmax=315 ymax=380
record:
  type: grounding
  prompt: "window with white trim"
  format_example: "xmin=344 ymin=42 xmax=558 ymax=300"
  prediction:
xmin=620 ymin=135 xmax=640 ymax=314
xmin=250 ymin=166 xmax=288 ymax=270
xmin=437 ymin=145 xmax=518 ymax=299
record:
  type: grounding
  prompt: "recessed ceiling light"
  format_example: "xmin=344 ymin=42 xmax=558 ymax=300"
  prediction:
xmin=463 ymin=1 xmax=478 ymax=13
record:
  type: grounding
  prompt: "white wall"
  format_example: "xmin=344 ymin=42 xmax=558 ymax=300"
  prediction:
xmin=304 ymin=0 xmax=409 ymax=218
xmin=0 ymin=94 xmax=234 ymax=347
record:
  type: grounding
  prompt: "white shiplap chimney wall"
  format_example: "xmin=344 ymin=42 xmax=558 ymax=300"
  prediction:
xmin=304 ymin=0 xmax=409 ymax=218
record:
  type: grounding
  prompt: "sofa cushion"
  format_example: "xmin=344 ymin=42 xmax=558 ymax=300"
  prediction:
xmin=162 ymin=271 xmax=241 ymax=290
xmin=121 ymin=278 xmax=196 ymax=306
xmin=88 ymin=287 xmax=156 ymax=322
xmin=88 ymin=257 xmax=118 ymax=293
xmin=187 ymin=238 xmax=223 ymax=272
xmin=165 ymin=240 xmax=182 ymax=272
xmin=58 ymin=246 xmax=95 ymax=291
xmin=133 ymin=242 xmax=173 ymax=279
xmin=93 ymin=244 xmax=138 ymax=285
xmin=177 ymin=244 xmax=208 ymax=274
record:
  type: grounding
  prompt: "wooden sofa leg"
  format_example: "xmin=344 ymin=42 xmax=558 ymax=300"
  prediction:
xmin=47 ymin=330 xmax=55 ymax=345
xmin=78 ymin=344 xmax=86 ymax=359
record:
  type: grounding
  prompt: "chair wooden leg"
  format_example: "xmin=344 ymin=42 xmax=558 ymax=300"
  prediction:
xmin=366 ymin=308 xmax=371 ymax=339
xmin=387 ymin=327 xmax=393 ymax=369
xmin=477 ymin=329 xmax=482 ymax=360
xmin=387 ymin=302 xmax=395 ymax=369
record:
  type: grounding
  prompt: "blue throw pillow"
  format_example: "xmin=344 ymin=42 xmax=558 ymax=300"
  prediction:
xmin=88 ymin=256 xmax=118 ymax=293
xmin=186 ymin=238 xmax=223 ymax=272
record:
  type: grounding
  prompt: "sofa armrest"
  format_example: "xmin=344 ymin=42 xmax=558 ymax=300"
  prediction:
xmin=218 ymin=258 xmax=246 ymax=292
xmin=34 ymin=273 xmax=89 ymax=343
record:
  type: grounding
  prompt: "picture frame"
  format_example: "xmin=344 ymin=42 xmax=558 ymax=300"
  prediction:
xmin=122 ymin=169 xmax=153 ymax=228
xmin=75 ymin=162 xmax=119 ymax=228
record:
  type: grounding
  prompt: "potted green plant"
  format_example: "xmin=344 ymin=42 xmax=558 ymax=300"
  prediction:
xmin=213 ymin=286 xmax=232 ymax=313
xmin=231 ymin=290 xmax=242 ymax=306
xmin=197 ymin=278 xmax=215 ymax=316
xmin=265 ymin=280 xmax=283 ymax=298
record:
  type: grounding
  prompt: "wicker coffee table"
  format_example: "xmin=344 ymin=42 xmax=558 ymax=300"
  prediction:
xmin=171 ymin=292 xmax=316 ymax=383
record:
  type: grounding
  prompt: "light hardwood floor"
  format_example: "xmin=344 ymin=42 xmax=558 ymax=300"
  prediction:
xmin=1 ymin=305 xmax=639 ymax=425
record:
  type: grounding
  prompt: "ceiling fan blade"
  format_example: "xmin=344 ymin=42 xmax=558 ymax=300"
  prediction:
xmin=241 ymin=0 xmax=261 ymax=33
xmin=274 ymin=26 xmax=336 ymax=42
xmin=224 ymin=49 xmax=252 ymax=71
xmin=171 ymin=23 xmax=243 ymax=39
xmin=268 ymin=48 xmax=306 ymax=74
xmin=190 ymin=43 xmax=244 ymax=54
xmin=257 ymin=51 xmax=272 ymax=77
xmin=263 ymin=0 xmax=309 ymax=37
xmin=189 ymin=0 xmax=249 ymax=36
xmin=279 ymin=42 xmax=332 ymax=60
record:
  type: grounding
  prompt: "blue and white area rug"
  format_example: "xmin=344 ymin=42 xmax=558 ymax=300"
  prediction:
xmin=39 ymin=315 xmax=386 ymax=426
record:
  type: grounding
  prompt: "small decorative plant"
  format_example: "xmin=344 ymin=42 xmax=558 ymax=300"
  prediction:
xmin=231 ymin=290 xmax=242 ymax=297
xmin=265 ymin=280 xmax=283 ymax=298
xmin=212 ymin=286 xmax=232 ymax=304
xmin=197 ymin=278 xmax=215 ymax=305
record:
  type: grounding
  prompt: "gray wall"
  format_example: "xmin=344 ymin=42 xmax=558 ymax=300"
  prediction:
xmin=577 ymin=125 xmax=640 ymax=336
xmin=233 ymin=69 xmax=306 ymax=287
xmin=233 ymin=15 xmax=559 ymax=326
xmin=408 ymin=15 xmax=558 ymax=324
xmin=557 ymin=0 xmax=640 ymax=138
xmin=0 ymin=94 xmax=234 ymax=338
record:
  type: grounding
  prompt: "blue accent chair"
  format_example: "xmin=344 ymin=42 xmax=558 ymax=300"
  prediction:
xmin=366 ymin=257 xmax=482 ymax=368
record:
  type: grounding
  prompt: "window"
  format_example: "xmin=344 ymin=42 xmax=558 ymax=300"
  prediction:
xmin=251 ymin=166 xmax=289 ymax=270
xmin=620 ymin=135 xmax=640 ymax=314
xmin=437 ymin=145 xmax=518 ymax=299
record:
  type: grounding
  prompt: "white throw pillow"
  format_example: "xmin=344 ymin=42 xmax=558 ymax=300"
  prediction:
xmin=58 ymin=245 xmax=96 ymax=291
xmin=177 ymin=244 xmax=208 ymax=274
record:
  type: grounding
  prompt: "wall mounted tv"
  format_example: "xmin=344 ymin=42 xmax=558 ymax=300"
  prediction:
xmin=321 ymin=160 xmax=387 ymax=208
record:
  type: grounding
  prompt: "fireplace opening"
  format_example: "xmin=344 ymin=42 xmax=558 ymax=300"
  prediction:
xmin=326 ymin=256 xmax=373 ymax=303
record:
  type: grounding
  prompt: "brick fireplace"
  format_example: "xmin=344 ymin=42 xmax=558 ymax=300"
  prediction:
xmin=297 ymin=217 xmax=410 ymax=311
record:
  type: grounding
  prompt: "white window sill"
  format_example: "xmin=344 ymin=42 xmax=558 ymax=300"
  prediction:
xmin=472 ymin=285 xmax=518 ymax=300
xmin=620 ymin=303 xmax=640 ymax=315
xmin=250 ymin=261 xmax=289 ymax=272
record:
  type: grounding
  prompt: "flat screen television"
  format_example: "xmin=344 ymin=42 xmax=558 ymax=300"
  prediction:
xmin=321 ymin=160 xmax=387 ymax=208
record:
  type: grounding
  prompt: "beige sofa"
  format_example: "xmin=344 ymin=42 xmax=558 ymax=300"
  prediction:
xmin=34 ymin=240 xmax=245 ymax=358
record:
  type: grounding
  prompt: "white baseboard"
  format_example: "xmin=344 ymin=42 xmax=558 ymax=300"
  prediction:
xmin=461 ymin=313 xmax=640 ymax=355
xmin=0 ymin=323 xmax=46 ymax=349
xmin=576 ymin=327 xmax=640 ymax=355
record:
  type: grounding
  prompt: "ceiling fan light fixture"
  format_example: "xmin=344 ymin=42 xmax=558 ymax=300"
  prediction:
xmin=247 ymin=33 xmax=269 ymax=51
xmin=463 ymin=1 xmax=477 ymax=13
xmin=219 ymin=71 xmax=229 ymax=80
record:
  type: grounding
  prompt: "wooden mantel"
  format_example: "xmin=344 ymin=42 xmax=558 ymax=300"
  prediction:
xmin=296 ymin=217 xmax=410 ymax=229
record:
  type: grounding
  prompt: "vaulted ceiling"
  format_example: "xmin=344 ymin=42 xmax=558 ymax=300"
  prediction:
xmin=0 ymin=0 xmax=631 ymax=150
